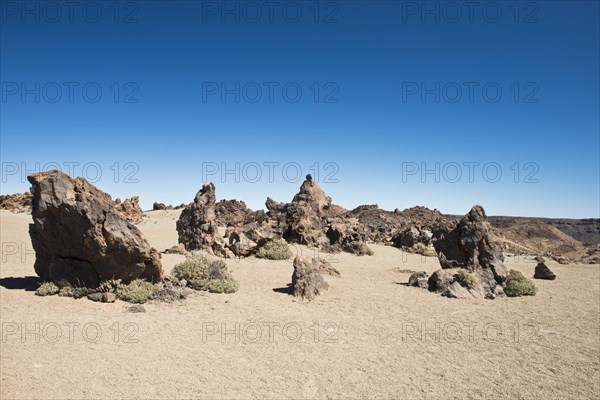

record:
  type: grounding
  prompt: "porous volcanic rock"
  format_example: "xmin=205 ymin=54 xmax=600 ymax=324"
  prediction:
xmin=429 ymin=205 xmax=507 ymax=299
xmin=176 ymin=183 xmax=233 ymax=257
xmin=114 ymin=196 xmax=143 ymax=224
xmin=0 ymin=191 xmax=32 ymax=213
xmin=28 ymin=170 xmax=162 ymax=287
xmin=291 ymin=257 xmax=333 ymax=300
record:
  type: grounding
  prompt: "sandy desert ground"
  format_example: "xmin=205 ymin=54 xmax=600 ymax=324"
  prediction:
xmin=1 ymin=209 xmax=599 ymax=399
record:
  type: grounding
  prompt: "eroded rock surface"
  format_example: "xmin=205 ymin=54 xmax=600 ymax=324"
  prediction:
xmin=28 ymin=170 xmax=162 ymax=287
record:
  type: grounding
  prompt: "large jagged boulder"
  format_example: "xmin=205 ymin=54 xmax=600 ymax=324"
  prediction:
xmin=28 ymin=170 xmax=162 ymax=287
xmin=114 ymin=196 xmax=143 ymax=224
xmin=0 ymin=191 xmax=33 ymax=213
xmin=429 ymin=205 xmax=507 ymax=299
xmin=291 ymin=257 xmax=338 ymax=300
xmin=176 ymin=183 xmax=233 ymax=257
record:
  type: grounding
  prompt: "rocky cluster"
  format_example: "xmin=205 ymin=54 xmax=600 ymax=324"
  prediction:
xmin=215 ymin=199 xmax=266 ymax=227
xmin=0 ymin=191 xmax=33 ymax=213
xmin=427 ymin=205 xmax=508 ymax=299
xmin=291 ymin=256 xmax=340 ymax=300
xmin=153 ymin=202 xmax=187 ymax=211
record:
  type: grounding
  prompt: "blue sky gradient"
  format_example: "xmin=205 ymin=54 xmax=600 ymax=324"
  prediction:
xmin=1 ymin=1 xmax=598 ymax=217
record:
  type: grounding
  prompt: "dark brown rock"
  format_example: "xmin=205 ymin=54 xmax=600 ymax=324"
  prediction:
xmin=114 ymin=196 xmax=143 ymax=224
xmin=153 ymin=202 xmax=170 ymax=210
xmin=430 ymin=205 xmax=507 ymax=299
xmin=28 ymin=170 xmax=163 ymax=288
xmin=408 ymin=271 xmax=429 ymax=288
xmin=392 ymin=225 xmax=422 ymax=248
xmin=534 ymin=258 xmax=557 ymax=280
xmin=176 ymin=183 xmax=233 ymax=257
xmin=291 ymin=257 xmax=331 ymax=300
xmin=215 ymin=199 xmax=263 ymax=226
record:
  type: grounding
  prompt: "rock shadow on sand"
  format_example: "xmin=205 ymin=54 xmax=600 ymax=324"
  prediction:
xmin=0 ymin=276 xmax=41 ymax=291
xmin=272 ymin=284 xmax=294 ymax=296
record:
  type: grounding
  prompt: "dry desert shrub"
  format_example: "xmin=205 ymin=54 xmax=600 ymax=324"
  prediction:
xmin=172 ymin=254 xmax=239 ymax=294
xmin=255 ymin=240 xmax=293 ymax=260
xmin=505 ymin=269 xmax=537 ymax=297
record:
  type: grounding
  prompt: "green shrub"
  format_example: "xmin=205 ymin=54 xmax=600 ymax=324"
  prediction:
xmin=255 ymin=240 xmax=293 ymax=260
xmin=455 ymin=269 xmax=478 ymax=289
xmin=172 ymin=254 xmax=239 ymax=294
xmin=204 ymin=278 xmax=239 ymax=294
xmin=355 ymin=243 xmax=374 ymax=256
xmin=97 ymin=279 xmax=125 ymax=293
xmin=57 ymin=285 xmax=92 ymax=299
xmin=505 ymin=270 xmax=537 ymax=297
xmin=276 ymin=221 xmax=288 ymax=233
xmin=117 ymin=279 xmax=157 ymax=304
xmin=36 ymin=282 xmax=59 ymax=296
xmin=414 ymin=243 xmax=437 ymax=257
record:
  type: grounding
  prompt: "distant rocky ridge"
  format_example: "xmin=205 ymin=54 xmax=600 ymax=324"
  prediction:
xmin=4 ymin=174 xmax=598 ymax=265
xmin=0 ymin=192 xmax=32 ymax=213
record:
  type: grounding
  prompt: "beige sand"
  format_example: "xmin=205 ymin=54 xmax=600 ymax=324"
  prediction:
xmin=1 ymin=210 xmax=599 ymax=399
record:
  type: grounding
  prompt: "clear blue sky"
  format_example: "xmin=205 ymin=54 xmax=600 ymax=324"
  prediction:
xmin=1 ymin=1 xmax=598 ymax=218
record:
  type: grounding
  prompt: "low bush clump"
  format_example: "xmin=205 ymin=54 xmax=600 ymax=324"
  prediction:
xmin=455 ymin=269 xmax=478 ymax=289
xmin=505 ymin=269 xmax=537 ymax=297
xmin=117 ymin=279 xmax=157 ymax=303
xmin=31 ymin=277 xmax=186 ymax=304
xmin=255 ymin=240 xmax=293 ymax=260
xmin=57 ymin=285 xmax=93 ymax=299
xmin=172 ymin=254 xmax=239 ymax=294
xmin=35 ymin=282 xmax=59 ymax=296
xmin=414 ymin=243 xmax=437 ymax=257
xmin=355 ymin=243 xmax=374 ymax=256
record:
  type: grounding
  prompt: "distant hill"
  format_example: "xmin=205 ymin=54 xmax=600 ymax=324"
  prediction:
xmin=445 ymin=215 xmax=600 ymax=245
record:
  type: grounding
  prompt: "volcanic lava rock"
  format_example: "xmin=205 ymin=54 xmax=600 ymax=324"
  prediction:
xmin=114 ymin=196 xmax=143 ymax=224
xmin=176 ymin=183 xmax=233 ymax=257
xmin=215 ymin=199 xmax=264 ymax=226
xmin=28 ymin=170 xmax=162 ymax=288
xmin=429 ymin=205 xmax=507 ymax=299
xmin=283 ymin=175 xmax=333 ymax=247
xmin=408 ymin=271 xmax=429 ymax=288
xmin=291 ymin=257 xmax=333 ymax=300
xmin=533 ymin=257 xmax=557 ymax=280
xmin=0 ymin=191 xmax=32 ymax=213
xmin=153 ymin=202 xmax=170 ymax=210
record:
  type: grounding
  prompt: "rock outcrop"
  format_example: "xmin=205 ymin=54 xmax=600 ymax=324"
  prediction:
xmin=28 ymin=170 xmax=162 ymax=287
xmin=0 ymin=191 xmax=33 ymax=213
xmin=533 ymin=257 xmax=557 ymax=280
xmin=114 ymin=196 xmax=143 ymax=224
xmin=291 ymin=257 xmax=336 ymax=300
xmin=283 ymin=175 xmax=333 ymax=247
xmin=176 ymin=183 xmax=233 ymax=257
xmin=153 ymin=202 xmax=170 ymax=210
xmin=408 ymin=271 xmax=429 ymax=288
xmin=215 ymin=199 xmax=265 ymax=226
xmin=429 ymin=205 xmax=507 ymax=299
